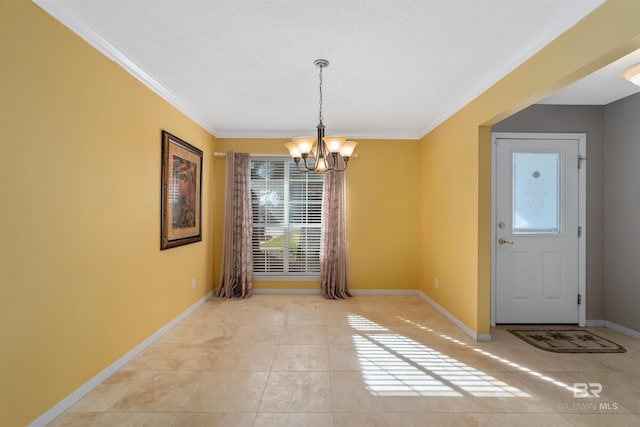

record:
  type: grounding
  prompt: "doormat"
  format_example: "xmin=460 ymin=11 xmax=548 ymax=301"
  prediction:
xmin=508 ymin=329 xmax=626 ymax=353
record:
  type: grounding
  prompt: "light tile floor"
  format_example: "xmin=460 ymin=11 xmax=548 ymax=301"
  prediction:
xmin=49 ymin=294 xmax=640 ymax=426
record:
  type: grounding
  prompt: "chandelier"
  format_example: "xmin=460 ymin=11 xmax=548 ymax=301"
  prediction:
xmin=285 ymin=59 xmax=357 ymax=172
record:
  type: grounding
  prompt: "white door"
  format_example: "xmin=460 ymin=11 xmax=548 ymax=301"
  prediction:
xmin=495 ymin=135 xmax=583 ymax=324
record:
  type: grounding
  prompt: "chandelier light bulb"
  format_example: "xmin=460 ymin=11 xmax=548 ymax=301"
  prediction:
xmin=316 ymin=157 xmax=329 ymax=172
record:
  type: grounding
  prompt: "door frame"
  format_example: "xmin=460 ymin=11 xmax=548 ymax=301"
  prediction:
xmin=491 ymin=132 xmax=586 ymax=326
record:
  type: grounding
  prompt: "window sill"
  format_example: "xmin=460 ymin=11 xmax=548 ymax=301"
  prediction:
xmin=254 ymin=275 xmax=320 ymax=282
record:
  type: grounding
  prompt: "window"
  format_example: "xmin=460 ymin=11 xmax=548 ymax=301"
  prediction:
xmin=512 ymin=152 xmax=561 ymax=234
xmin=250 ymin=157 xmax=323 ymax=276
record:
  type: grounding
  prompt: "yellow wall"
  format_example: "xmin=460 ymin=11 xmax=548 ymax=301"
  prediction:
xmin=418 ymin=0 xmax=640 ymax=335
xmin=214 ymin=138 xmax=421 ymax=291
xmin=3 ymin=0 xmax=640 ymax=424
xmin=0 ymin=1 xmax=217 ymax=425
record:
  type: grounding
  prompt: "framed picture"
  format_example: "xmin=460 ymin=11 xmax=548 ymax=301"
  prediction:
xmin=161 ymin=130 xmax=203 ymax=250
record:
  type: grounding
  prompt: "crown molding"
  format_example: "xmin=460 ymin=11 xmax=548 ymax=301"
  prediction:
xmin=33 ymin=0 xmax=218 ymax=137
xmin=215 ymin=129 xmax=421 ymax=140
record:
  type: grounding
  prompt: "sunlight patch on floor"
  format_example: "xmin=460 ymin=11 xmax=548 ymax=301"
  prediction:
xmin=349 ymin=314 xmax=530 ymax=397
xmin=400 ymin=317 xmax=574 ymax=394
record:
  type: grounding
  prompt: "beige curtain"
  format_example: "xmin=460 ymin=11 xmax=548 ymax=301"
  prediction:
xmin=216 ymin=151 xmax=253 ymax=298
xmin=320 ymin=165 xmax=351 ymax=299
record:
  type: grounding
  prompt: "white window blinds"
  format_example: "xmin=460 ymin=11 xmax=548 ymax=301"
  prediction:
xmin=250 ymin=158 xmax=323 ymax=275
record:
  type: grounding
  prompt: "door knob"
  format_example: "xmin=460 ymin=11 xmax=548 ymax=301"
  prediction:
xmin=498 ymin=238 xmax=514 ymax=245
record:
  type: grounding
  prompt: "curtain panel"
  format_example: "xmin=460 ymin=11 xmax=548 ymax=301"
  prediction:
xmin=320 ymin=166 xmax=351 ymax=299
xmin=216 ymin=151 xmax=253 ymax=298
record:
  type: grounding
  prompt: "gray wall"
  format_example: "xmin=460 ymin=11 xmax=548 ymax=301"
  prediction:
xmin=493 ymin=105 xmax=605 ymax=320
xmin=604 ymin=93 xmax=640 ymax=331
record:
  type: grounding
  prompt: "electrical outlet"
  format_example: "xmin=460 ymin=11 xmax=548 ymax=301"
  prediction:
xmin=435 ymin=277 xmax=439 ymax=288
xmin=191 ymin=277 xmax=196 ymax=289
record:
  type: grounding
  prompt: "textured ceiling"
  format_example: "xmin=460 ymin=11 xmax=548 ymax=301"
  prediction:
xmin=35 ymin=0 xmax=618 ymax=139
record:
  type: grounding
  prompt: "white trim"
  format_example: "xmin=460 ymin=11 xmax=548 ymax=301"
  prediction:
xmin=251 ymin=288 xmax=419 ymax=295
xmin=31 ymin=1 xmax=419 ymax=142
xmin=252 ymin=288 xmax=321 ymax=294
xmin=603 ymin=321 xmax=640 ymax=340
xmin=490 ymin=135 xmax=498 ymax=326
xmin=418 ymin=291 xmax=492 ymax=342
xmin=215 ymin=152 xmax=359 ymax=159
xmin=585 ymin=319 xmax=606 ymax=327
xmin=350 ymin=289 xmax=419 ymax=295
xmin=254 ymin=275 xmax=320 ymax=282
xmin=28 ymin=291 xmax=213 ymax=427
xmin=32 ymin=0 xmax=218 ymax=137
xmin=214 ymin=130 xmax=419 ymax=140
xmin=586 ymin=319 xmax=640 ymax=340
xmin=577 ymin=134 xmax=587 ymax=327
xmin=490 ymin=132 xmax=586 ymax=327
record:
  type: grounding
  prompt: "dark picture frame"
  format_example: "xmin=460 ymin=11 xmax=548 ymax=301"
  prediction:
xmin=161 ymin=130 xmax=203 ymax=250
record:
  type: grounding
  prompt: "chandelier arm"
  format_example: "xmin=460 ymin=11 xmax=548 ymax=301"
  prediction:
xmin=329 ymin=153 xmax=349 ymax=172
xmin=327 ymin=152 xmax=337 ymax=171
xmin=300 ymin=155 xmax=314 ymax=172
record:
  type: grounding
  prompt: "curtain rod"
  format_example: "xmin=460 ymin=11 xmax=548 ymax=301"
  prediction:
xmin=214 ymin=152 xmax=284 ymax=157
xmin=213 ymin=152 xmax=358 ymax=158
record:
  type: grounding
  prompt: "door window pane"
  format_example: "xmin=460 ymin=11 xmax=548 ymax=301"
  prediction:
xmin=512 ymin=152 xmax=560 ymax=234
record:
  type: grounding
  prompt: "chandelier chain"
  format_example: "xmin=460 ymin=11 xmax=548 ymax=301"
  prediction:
xmin=318 ymin=64 xmax=323 ymax=123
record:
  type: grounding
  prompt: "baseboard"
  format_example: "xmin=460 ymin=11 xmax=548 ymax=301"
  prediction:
xmin=604 ymin=320 xmax=640 ymax=340
xmin=28 ymin=291 xmax=213 ymax=427
xmin=350 ymin=289 xmax=418 ymax=295
xmin=585 ymin=319 xmax=606 ymax=327
xmin=417 ymin=291 xmax=492 ymax=342
xmin=252 ymin=288 xmax=419 ymax=295
xmin=253 ymin=288 xmax=321 ymax=294
xmin=573 ymin=319 xmax=640 ymax=340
